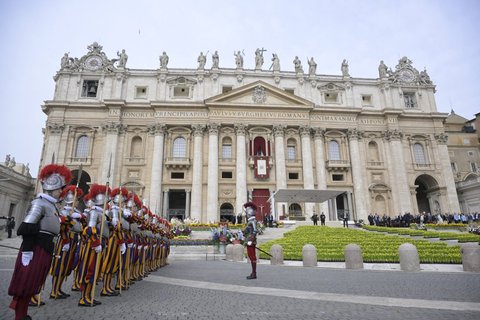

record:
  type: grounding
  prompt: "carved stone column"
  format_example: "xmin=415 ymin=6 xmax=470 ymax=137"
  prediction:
xmin=148 ymin=124 xmax=166 ymax=216
xmin=185 ymin=188 xmax=191 ymax=219
xmin=44 ymin=123 xmax=65 ymax=165
xmin=347 ymin=128 xmax=368 ymax=222
xmin=313 ymin=128 xmax=329 ymax=218
xmin=207 ymin=123 xmax=220 ymax=222
xmin=384 ymin=129 xmax=413 ymax=214
xmin=300 ymin=125 xmax=314 ymax=216
xmin=234 ymin=124 xmax=248 ymax=216
xmin=273 ymin=125 xmax=287 ymax=216
xmin=435 ymin=133 xmax=460 ymax=212
xmin=101 ymin=122 xmax=126 ymax=185
xmin=190 ymin=124 xmax=205 ymax=221
xmin=162 ymin=189 xmax=169 ymax=218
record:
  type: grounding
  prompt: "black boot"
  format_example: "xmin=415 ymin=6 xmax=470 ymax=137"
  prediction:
xmin=246 ymin=273 xmax=257 ymax=279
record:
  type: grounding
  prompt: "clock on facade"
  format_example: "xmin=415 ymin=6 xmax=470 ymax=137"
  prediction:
xmin=84 ymin=55 xmax=103 ymax=71
xmin=398 ymin=69 xmax=415 ymax=83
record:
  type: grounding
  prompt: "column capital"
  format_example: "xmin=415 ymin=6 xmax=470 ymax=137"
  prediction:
xmin=383 ymin=129 xmax=403 ymax=141
xmin=347 ymin=128 xmax=363 ymax=140
xmin=434 ymin=132 xmax=448 ymax=145
xmin=234 ymin=123 xmax=247 ymax=135
xmin=208 ymin=122 xmax=220 ymax=135
xmin=313 ymin=127 xmax=325 ymax=139
xmin=299 ymin=125 xmax=311 ymax=137
xmin=102 ymin=121 xmax=127 ymax=134
xmin=46 ymin=122 xmax=65 ymax=134
xmin=273 ymin=124 xmax=286 ymax=137
xmin=148 ymin=123 xmax=166 ymax=135
xmin=191 ymin=124 xmax=205 ymax=137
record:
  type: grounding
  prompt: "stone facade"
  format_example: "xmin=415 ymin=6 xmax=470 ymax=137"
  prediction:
xmin=0 ymin=158 xmax=35 ymax=232
xmin=444 ymin=112 xmax=480 ymax=213
xmin=40 ymin=43 xmax=460 ymax=223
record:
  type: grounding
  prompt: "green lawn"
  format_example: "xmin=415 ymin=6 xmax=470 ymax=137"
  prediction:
xmin=258 ymin=226 xmax=464 ymax=263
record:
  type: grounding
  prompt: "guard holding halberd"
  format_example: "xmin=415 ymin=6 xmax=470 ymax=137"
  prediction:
xmin=8 ymin=164 xmax=72 ymax=320
xmin=243 ymin=201 xmax=258 ymax=279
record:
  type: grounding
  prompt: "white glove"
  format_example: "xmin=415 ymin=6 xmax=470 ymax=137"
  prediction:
xmin=21 ymin=251 xmax=34 ymax=266
xmin=123 ymin=209 xmax=132 ymax=218
xmin=127 ymin=243 xmax=134 ymax=248
xmin=247 ymin=241 xmax=253 ymax=246
xmin=62 ymin=243 xmax=70 ymax=252
xmin=71 ymin=212 xmax=82 ymax=219
xmin=120 ymin=243 xmax=126 ymax=255
xmin=94 ymin=245 xmax=102 ymax=253
xmin=137 ymin=245 xmax=142 ymax=250
xmin=112 ymin=218 xmax=118 ymax=227
xmin=144 ymin=245 xmax=149 ymax=250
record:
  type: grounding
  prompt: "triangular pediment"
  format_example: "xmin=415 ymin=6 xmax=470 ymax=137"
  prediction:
xmin=205 ymin=80 xmax=313 ymax=108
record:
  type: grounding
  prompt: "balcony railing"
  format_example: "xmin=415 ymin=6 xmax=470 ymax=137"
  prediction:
xmin=125 ymin=157 xmax=145 ymax=165
xmin=68 ymin=157 xmax=92 ymax=165
xmin=165 ymin=157 xmax=191 ymax=169
xmin=326 ymin=159 xmax=350 ymax=171
xmin=367 ymin=161 xmax=384 ymax=167
xmin=414 ymin=163 xmax=433 ymax=170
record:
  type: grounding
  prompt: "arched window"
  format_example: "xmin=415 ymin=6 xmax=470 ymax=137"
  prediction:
xmin=328 ymin=140 xmax=341 ymax=160
xmin=288 ymin=203 xmax=302 ymax=216
xmin=173 ymin=137 xmax=187 ymax=158
xmin=222 ymin=137 xmax=232 ymax=160
xmin=75 ymin=135 xmax=89 ymax=158
xmin=130 ymin=136 xmax=143 ymax=158
xmin=368 ymin=141 xmax=380 ymax=162
xmin=287 ymin=138 xmax=297 ymax=160
xmin=413 ymin=143 xmax=426 ymax=164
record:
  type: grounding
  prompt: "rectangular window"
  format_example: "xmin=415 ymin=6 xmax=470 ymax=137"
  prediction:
xmin=222 ymin=86 xmax=233 ymax=93
xmin=284 ymin=88 xmax=295 ymax=95
xmin=171 ymin=172 xmax=185 ymax=179
xmin=361 ymin=95 xmax=372 ymax=106
xmin=135 ymin=86 xmax=148 ymax=99
xmin=288 ymin=172 xmax=299 ymax=180
xmin=287 ymin=146 xmax=296 ymax=160
xmin=221 ymin=171 xmax=233 ymax=179
xmin=404 ymin=93 xmax=417 ymax=108
xmin=81 ymin=80 xmax=99 ymax=97
xmin=332 ymin=174 xmax=344 ymax=181
xmin=174 ymin=86 xmax=189 ymax=97
xmin=471 ymin=162 xmax=478 ymax=172
xmin=324 ymin=92 xmax=338 ymax=103
xmin=222 ymin=145 xmax=232 ymax=159
xmin=451 ymin=162 xmax=457 ymax=173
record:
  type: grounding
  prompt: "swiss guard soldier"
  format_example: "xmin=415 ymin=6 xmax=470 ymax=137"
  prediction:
xmin=77 ymin=184 xmax=110 ymax=307
xmin=243 ymin=202 xmax=258 ymax=279
xmin=101 ymin=187 xmax=127 ymax=296
xmin=49 ymin=185 xmax=84 ymax=299
xmin=8 ymin=164 xmax=72 ymax=320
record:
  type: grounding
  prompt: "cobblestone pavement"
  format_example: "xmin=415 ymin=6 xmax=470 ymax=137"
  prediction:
xmin=1 ymin=231 xmax=480 ymax=320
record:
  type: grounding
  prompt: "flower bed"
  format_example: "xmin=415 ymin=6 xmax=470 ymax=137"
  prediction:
xmin=258 ymin=226 xmax=463 ymax=263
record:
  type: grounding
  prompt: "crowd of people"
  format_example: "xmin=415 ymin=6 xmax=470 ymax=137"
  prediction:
xmin=367 ymin=211 xmax=480 ymax=227
xmin=8 ymin=164 xmax=171 ymax=320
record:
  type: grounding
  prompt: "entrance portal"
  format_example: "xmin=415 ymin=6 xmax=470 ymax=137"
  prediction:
xmin=415 ymin=174 xmax=439 ymax=214
xmin=168 ymin=190 xmax=186 ymax=220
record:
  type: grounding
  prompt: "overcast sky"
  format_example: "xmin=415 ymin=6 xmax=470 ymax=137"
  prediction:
xmin=1 ymin=0 xmax=479 ymax=176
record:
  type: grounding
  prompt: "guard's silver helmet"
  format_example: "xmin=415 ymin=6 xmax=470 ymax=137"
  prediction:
xmin=39 ymin=164 xmax=72 ymax=191
xmin=243 ymin=202 xmax=257 ymax=218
